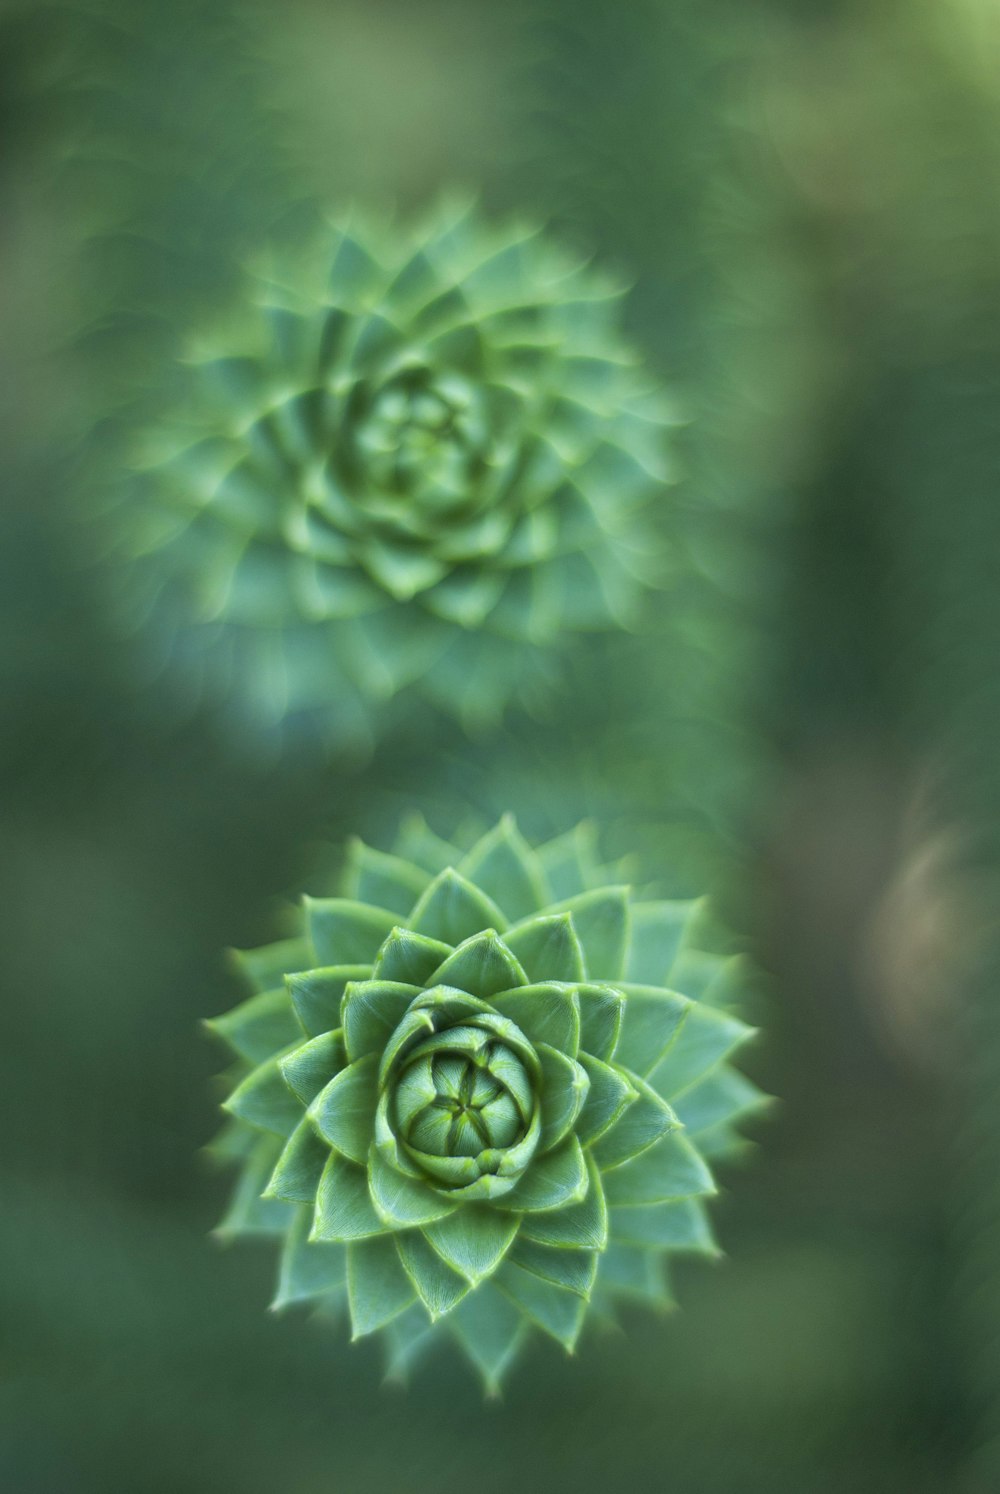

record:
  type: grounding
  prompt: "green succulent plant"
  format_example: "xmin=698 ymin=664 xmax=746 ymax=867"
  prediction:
xmin=209 ymin=815 xmax=765 ymax=1391
xmin=122 ymin=199 xmax=676 ymax=744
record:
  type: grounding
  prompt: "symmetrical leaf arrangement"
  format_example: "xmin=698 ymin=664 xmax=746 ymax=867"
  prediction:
xmin=210 ymin=816 xmax=764 ymax=1391
xmin=123 ymin=200 xmax=676 ymax=742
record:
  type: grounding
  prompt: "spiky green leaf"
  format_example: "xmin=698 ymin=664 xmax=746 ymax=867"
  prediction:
xmin=311 ymin=1153 xmax=386 ymax=1242
xmin=287 ymin=965 xmax=369 ymax=1038
xmin=591 ymin=1074 xmax=678 ymax=1170
xmin=427 ymin=930 xmax=528 ymax=1001
xmin=274 ymin=1207 xmax=346 ymax=1308
xmin=508 ymin=1239 xmax=598 ymax=1298
xmin=423 ymin=1205 xmax=520 ymax=1284
xmin=341 ymin=980 xmax=422 ymax=1061
xmin=367 ymin=1146 xmax=456 ymax=1229
xmin=304 ymin=898 xmax=398 ymax=966
xmin=537 ymin=1043 xmax=590 ymax=1150
xmin=493 ymin=1135 xmax=588 ymax=1214
xmin=207 ymin=987 xmax=300 ymax=1064
xmin=396 ymin=1231 xmax=470 ymax=1318
xmin=223 ymin=1054 xmax=302 ymax=1137
xmin=490 ymin=982 xmax=580 ymax=1057
xmin=409 ymin=868 xmax=508 ymax=943
xmin=309 ymin=1055 xmax=378 ymax=1164
xmin=503 ymin=912 xmax=586 ymax=983
xmin=459 ymin=815 xmax=548 ymax=921
xmin=602 ymin=1132 xmax=716 ymax=1207
xmin=371 ymin=928 xmax=453 ymax=986
xmin=347 ymin=1237 xmax=416 ymax=1338
xmin=279 ymin=1030 xmax=345 ymax=1107
xmin=550 ymin=886 xmax=629 ymax=981
xmin=575 ymin=1053 xmax=637 ymax=1145
xmin=266 ymin=1118 xmax=329 ymax=1203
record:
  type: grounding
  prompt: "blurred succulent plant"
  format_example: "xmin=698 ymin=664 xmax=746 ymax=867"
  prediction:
xmin=208 ymin=815 xmax=765 ymax=1391
xmin=123 ymin=200 xmax=676 ymax=744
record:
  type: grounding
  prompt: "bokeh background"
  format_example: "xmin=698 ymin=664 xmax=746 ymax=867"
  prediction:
xmin=2 ymin=1 xmax=999 ymax=1490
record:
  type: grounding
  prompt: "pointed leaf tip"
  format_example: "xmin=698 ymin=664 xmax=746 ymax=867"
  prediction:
xmin=459 ymin=816 xmax=549 ymax=922
xmin=409 ymin=868 xmax=508 ymax=944
xmin=428 ymin=929 xmax=528 ymax=1001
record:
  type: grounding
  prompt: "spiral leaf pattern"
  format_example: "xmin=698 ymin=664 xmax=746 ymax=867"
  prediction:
xmin=209 ymin=816 xmax=765 ymax=1390
xmin=123 ymin=200 xmax=677 ymax=741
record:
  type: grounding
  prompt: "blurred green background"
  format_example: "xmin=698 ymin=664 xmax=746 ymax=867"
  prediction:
xmin=2 ymin=0 xmax=998 ymax=1489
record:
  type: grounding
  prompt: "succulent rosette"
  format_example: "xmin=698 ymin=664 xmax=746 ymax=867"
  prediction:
xmin=209 ymin=816 xmax=765 ymax=1391
xmin=123 ymin=200 xmax=676 ymax=742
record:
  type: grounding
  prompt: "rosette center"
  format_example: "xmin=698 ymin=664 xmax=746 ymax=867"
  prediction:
xmin=392 ymin=1031 xmax=532 ymax=1163
xmin=354 ymin=368 xmax=489 ymax=512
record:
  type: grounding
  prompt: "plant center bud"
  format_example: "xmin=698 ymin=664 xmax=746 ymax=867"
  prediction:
xmin=392 ymin=1037 xmax=530 ymax=1160
xmin=356 ymin=368 xmax=488 ymax=512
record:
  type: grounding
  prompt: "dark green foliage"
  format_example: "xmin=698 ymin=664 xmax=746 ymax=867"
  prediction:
xmin=211 ymin=817 xmax=763 ymax=1389
xmin=0 ymin=0 xmax=987 ymax=1488
xmin=117 ymin=200 xmax=676 ymax=745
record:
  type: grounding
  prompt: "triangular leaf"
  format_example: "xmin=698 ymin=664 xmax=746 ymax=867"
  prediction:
xmin=693 ymin=1120 xmax=756 ymax=1162
xmin=508 ymin=1239 xmax=598 ymax=1298
xmin=328 ymin=228 xmax=382 ymax=307
xmin=493 ymin=1135 xmax=588 ymax=1214
xmin=575 ymin=1053 xmax=637 ymax=1145
xmin=304 ymin=897 xmax=397 ymax=966
xmin=610 ymin=1198 xmax=719 ymax=1254
xmin=518 ymin=1153 xmax=608 ymax=1250
xmin=591 ymin=1073 xmax=677 ymax=1170
xmin=346 ymin=1236 xmax=415 ymax=1338
xmin=598 ymin=1241 xmax=670 ymax=1305
xmin=576 ymin=983 xmax=624 ymax=1062
xmin=265 ymin=1117 xmax=329 ymax=1202
xmin=396 ymin=1231 xmax=470 ymax=1318
xmin=383 ymin=1302 xmax=437 ymax=1385
xmin=447 ymin=1282 xmax=526 ymax=1396
xmin=342 ymin=980 xmax=421 ymax=1061
xmin=423 ymin=1205 xmax=520 ymax=1284
xmin=279 ymin=1031 xmax=345 ymax=1106
xmin=229 ymin=937 xmax=311 ymax=996
xmin=427 ymin=930 xmax=527 ymax=1001
xmin=223 ymin=1055 xmax=302 ymax=1137
xmin=409 ymin=868 xmax=507 ymax=943
xmin=503 ymin=913 xmax=586 ymax=984
xmin=695 ymin=952 xmax=753 ymax=1012
xmin=626 ymin=900 xmax=701 ymax=985
xmin=490 ymin=983 xmax=579 ymax=1057
xmin=372 ymin=928 xmax=452 ymax=986
xmin=287 ymin=965 xmax=369 ymax=1038
xmin=647 ymin=1000 xmax=755 ymax=1100
xmin=602 ymin=1132 xmax=715 ymax=1207
xmin=535 ymin=823 xmax=602 ymax=900
xmin=391 ymin=814 xmax=459 ymax=875
xmin=614 ymin=984 xmax=690 ymax=1077
xmin=549 ymin=886 xmax=629 ymax=981
xmin=670 ymin=947 xmax=730 ymax=1002
xmin=537 ymin=1043 xmax=590 ymax=1150
xmin=311 ymin=1152 xmax=387 ymax=1242
xmin=207 ymin=988 xmax=301 ymax=1064
xmin=273 ymin=1206 xmax=346 ymax=1307
xmin=496 ymin=1261 xmax=586 ymax=1350
xmin=367 ymin=1145 xmax=456 ymax=1228
xmin=342 ymin=839 xmax=429 ymax=916
xmin=215 ymin=1137 xmax=295 ymax=1240
xmin=308 ymin=1055 xmax=378 ymax=1164
xmin=672 ymin=1066 xmax=770 ymax=1136
xmin=459 ymin=815 xmax=548 ymax=921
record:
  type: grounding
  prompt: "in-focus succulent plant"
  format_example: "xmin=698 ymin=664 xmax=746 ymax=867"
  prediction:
xmin=209 ymin=816 xmax=765 ymax=1391
xmin=122 ymin=199 xmax=676 ymax=744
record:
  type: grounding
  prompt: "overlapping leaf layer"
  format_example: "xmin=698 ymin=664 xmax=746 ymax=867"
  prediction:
xmin=125 ymin=201 xmax=676 ymax=741
xmin=210 ymin=816 xmax=764 ymax=1390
